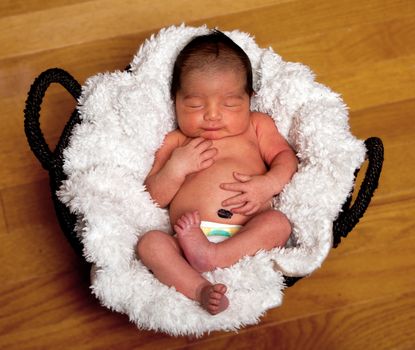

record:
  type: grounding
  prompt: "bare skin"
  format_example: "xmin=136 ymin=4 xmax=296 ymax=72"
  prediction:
xmin=137 ymin=229 xmax=230 ymax=314
xmin=200 ymin=284 xmax=229 ymax=315
xmin=175 ymin=210 xmax=292 ymax=273
xmin=137 ymin=67 xmax=298 ymax=315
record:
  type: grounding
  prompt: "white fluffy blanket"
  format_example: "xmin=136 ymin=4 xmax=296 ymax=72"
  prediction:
xmin=58 ymin=24 xmax=366 ymax=336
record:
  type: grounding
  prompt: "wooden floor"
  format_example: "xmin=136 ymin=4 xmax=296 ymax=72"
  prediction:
xmin=1 ymin=0 xmax=414 ymax=349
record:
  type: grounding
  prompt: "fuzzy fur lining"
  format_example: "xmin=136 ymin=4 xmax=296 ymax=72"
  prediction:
xmin=58 ymin=24 xmax=365 ymax=336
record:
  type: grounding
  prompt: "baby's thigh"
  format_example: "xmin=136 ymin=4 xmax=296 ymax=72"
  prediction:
xmin=243 ymin=209 xmax=292 ymax=246
xmin=137 ymin=230 xmax=182 ymax=260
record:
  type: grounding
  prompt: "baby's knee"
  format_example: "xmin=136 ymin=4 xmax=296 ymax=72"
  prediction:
xmin=136 ymin=230 xmax=165 ymax=261
xmin=263 ymin=210 xmax=292 ymax=245
xmin=136 ymin=230 xmax=179 ymax=263
xmin=275 ymin=211 xmax=292 ymax=245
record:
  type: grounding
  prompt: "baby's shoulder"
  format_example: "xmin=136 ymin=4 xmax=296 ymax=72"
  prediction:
xmin=250 ymin=112 xmax=277 ymax=133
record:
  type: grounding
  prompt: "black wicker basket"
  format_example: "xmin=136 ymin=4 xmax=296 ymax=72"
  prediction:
xmin=24 ymin=68 xmax=384 ymax=287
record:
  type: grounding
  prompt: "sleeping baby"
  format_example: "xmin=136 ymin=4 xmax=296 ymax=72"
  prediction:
xmin=137 ymin=30 xmax=298 ymax=315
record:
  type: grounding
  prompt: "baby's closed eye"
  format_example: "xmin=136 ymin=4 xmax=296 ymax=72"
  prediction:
xmin=184 ymin=97 xmax=204 ymax=109
xmin=223 ymin=97 xmax=243 ymax=108
xmin=187 ymin=105 xmax=204 ymax=109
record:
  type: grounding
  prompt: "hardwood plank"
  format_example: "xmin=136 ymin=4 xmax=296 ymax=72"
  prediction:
xmin=0 ymin=192 xmax=7 ymax=234
xmin=350 ymin=98 xmax=415 ymax=146
xmin=0 ymin=180 xmax=80 ymax=282
xmin=0 ymin=32 xmax=149 ymax=100
xmin=322 ymin=54 xmax=415 ymax=111
xmin=186 ymin=292 xmax=415 ymax=350
xmin=270 ymin=16 xmax=415 ymax=76
xmin=192 ymin=2 xmax=415 ymax=111
xmin=331 ymin=198 xmax=415 ymax=257
xmin=1 ymin=235 xmax=413 ymax=349
xmin=271 ymin=231 xmax=415 ymax=320
xmin=0 ymin=0 xmax=289 ymax=60
xmin=348 ymin=99 xmax=415 ymax=204
xmin=0 ymin=270 xmax=198 ymax=350
xmin=0 ymin=0 xmax=92 ymax=18
xmin=365 ymin=140 xmax=414 ymax=205
xmin=0 ymin=135 xmax=50 ymax=190
xmin=194 ymin=0 xmax=415 ymax=47
xmin=1 ymin=9 xmax=413 ymax=152
xmin=1 ymin=90 xmax=75 ymax=157
xmin=347 ymin=141 xmax=414 ymax=207
xmin=2 ymin=10 xmax=415 ymax=103
xmin=1 ymin=218 xmax=413 ymax=348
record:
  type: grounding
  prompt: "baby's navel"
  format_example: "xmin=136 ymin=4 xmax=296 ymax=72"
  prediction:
xmin=217 ymin=208 xmax=233 ymax=219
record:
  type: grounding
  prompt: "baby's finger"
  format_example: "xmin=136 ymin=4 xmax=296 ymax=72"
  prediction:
xmin=194 ymin=138 xmax=213 ymax=151
xmin=222 ymin=193 xmax=247 ymax=207
xmin=220 ymin=182 xmax=246 ymax=193
xmin=231 ymin=202 xmax=255 ymax=215
xmin=187 ymin=137 xmax=206 ymax=147
xmin=199 ymin=158 xmax=215 ymax=170
xmin=200 ymin=147 xmax=217 ymax=160
xmin=244 ymin=205 xmax=260 ymax=216
xmin=233 ymin=172 xmax=252 ymax=183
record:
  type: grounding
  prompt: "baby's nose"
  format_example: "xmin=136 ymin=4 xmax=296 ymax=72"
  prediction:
xmin=204 ymin=106 xmax=221 ymax=121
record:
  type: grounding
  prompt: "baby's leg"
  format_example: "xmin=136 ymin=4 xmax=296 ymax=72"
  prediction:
xmin=175 ymin=210 xmax=291 ymax=272
xmin=136 ymin=231 xmax=229 ymax=314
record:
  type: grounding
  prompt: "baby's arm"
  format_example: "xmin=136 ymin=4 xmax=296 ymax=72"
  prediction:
xmin=145 ymin=131 xmax=217 ymax=208
xmin=256 ymin=113 xmax=298 ymax=195
xmin=221 ymin=113 xmax=297 ymax=215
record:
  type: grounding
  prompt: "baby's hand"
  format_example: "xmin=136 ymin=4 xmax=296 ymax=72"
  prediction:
xmin=169 ymin=137 xmax=217 ymax=179
xmin=220 ymin=172 xmax=274 ymax=216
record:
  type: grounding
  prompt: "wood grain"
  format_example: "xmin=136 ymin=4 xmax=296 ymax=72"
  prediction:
xmin=185 ymin=292 xmax=415 ymax=350
xmin=1 ymin=0 xmax=414 ymax=349
xmin=0 ymin=0 xmax=289 ymax=59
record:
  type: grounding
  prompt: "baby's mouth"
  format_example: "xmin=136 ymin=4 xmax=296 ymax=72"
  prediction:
xmin=204 ymin=127 xmax=222 ymax=131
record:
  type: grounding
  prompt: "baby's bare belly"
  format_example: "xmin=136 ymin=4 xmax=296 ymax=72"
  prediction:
xmin=169 ymin=158 xmax=269 ymax=226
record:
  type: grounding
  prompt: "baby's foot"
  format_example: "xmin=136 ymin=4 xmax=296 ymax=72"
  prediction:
xmin=174 ymin=211 xmax=216 ymax=272
xmin=199 ymin=283 xmax=229 ymax=315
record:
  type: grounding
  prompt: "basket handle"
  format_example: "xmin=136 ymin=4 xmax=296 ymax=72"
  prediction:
xmin=333 ymin=137 xmax=384 ymax=247
xmin=24 ymin=68 xmax=82 ymax=171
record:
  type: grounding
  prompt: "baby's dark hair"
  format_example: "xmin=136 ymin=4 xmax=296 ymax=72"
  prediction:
xmin=171 ymin=30 xmax=254 ymax=99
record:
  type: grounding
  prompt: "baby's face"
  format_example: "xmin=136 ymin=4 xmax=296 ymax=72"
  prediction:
xmin=175 ymin=68 xmax=251 ymax=140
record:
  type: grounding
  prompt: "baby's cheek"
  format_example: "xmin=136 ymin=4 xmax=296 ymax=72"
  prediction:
xmin=232 ymin=117 xmax=250 ymax=134
xmin=178 ymin=119 xmax=198 ymax=137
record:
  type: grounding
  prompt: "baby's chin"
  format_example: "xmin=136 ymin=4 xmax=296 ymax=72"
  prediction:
xmin=200 ymin=133 xmax=224 ymax=140
xmin=198 ymin=129 xmax=244 ymax=140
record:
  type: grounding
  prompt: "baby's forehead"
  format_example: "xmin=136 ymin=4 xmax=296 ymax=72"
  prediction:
xmin=179 ymin=68 xmax=247 ymax=94
xmin=181 ymin=65 xmax=247 ymax=83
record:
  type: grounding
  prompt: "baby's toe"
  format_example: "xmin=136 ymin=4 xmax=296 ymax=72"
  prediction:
xmin=209 ymin=305 xmax=220 ymax=314
xmin=192 ymin=211 xmax=201 ymax=224
xmin=209 ymin=298 xmax=221 ymax=306
xmin=212 ymin=284 xmax=227 ymax=294
xmin=181 ymin=214 xmax=192 ymax=225
xmin=175 ymin=218 xmax=187 ymax=230
xmin=210 ymin=291 xmax=224 ymax=301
